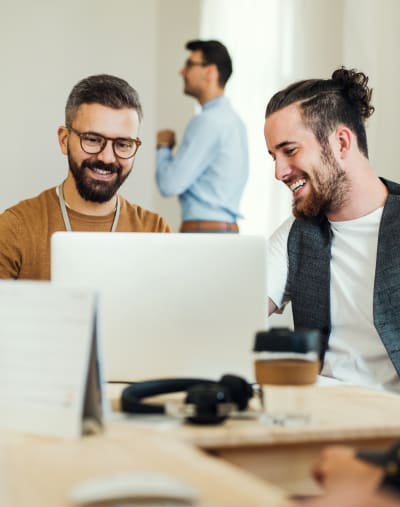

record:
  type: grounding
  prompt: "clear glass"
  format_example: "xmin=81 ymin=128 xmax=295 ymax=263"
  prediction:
xmin=260 ymin=384 xmax=313 ymax=426
xmin=254 ymin=352 xmax=319 ymax=427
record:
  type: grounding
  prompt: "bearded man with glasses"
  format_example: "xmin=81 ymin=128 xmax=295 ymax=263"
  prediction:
xmin=156 ymin=39 xmax=248 ymax=233
xmin=0 ymin=74 xmax=171 ymax=280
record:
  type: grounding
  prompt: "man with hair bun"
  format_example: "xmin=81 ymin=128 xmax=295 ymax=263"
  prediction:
xmin=264 ymin=66 xmax=400 ymax=391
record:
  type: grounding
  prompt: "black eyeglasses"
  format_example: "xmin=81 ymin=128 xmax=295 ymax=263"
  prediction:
xmin=184 ymin=59 xmax=209 ymax=69
xmin=69 ymin=127 xmax=142 ymax=159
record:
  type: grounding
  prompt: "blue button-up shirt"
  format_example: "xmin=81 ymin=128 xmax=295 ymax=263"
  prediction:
xmin=156 ymin=96 xmax=248 ymax=222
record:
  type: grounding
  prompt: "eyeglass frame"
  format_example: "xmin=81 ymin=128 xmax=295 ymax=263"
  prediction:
xmin=184 ymin=58 xmax=210 ymax=69
xmin=68 ymin=126 xmax=142 ymax=159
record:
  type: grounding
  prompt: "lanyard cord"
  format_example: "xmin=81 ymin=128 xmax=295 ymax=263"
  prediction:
xmin=57 ymin=183 xmax=120 ymax=232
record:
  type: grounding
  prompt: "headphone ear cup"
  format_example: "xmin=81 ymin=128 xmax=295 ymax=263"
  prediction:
xmin=219 ymin=374 xmax=253 ymax=411
xmin=184 ymin=382 xmax=232 ymax=425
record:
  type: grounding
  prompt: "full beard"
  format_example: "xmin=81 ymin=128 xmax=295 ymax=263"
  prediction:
xmin=293 ymin=144 xmax=350 ymax=220
xmin=68 ymin=153 xmax=132 ymax=203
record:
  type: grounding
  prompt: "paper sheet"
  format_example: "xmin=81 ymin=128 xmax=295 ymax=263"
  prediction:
xmin=0 ymin=281 xmax=100 ymax=438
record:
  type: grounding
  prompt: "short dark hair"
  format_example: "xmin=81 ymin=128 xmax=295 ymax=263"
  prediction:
xmin=65 ymin=74 xmax=143 ymax=128
xmin=265 ymin=67 xmax=374 ymax=158
xmin=186 ymin=39 xmax=232 ymax=87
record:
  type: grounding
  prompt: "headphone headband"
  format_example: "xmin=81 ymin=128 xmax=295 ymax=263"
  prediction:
xmin=121 ymin=378 xmax=214 ymax=414
xmin=121 ymin=374 xmax=254 ymax=424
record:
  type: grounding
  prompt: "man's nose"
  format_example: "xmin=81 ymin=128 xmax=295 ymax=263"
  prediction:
xmin=97 ymin=140 xmax=117 ymax=163
xmin=274 ymin=156 xmax=291 ymax=182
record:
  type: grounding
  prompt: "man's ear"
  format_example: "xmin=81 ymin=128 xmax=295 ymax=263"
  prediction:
xmin=57 ymin=126 xmax=69 ymax=155
xmin=335 ymin=126 xmax=352 ymax=159
xmin=206 ymin=63 xmax=219 ymax=85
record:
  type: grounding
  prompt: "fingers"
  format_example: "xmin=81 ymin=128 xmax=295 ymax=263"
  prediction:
xmin=156 ymin=130 xmax=176 ymax=148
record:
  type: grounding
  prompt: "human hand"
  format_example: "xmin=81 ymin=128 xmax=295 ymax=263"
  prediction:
xmin=312 ymin=446 xmax=384 ymax=493
xmin=156 ymin=130 xmax=176 ymax=149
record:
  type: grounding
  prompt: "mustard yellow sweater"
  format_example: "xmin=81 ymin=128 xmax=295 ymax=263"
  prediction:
xmin=0 ymin=187 xmax=172 ymax=280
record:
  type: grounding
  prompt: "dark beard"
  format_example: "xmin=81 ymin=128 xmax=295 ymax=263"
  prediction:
xmin=293 ymin=144 xmax=350 ymax=220
xmin=68 ymin=153 xmax=131 ymax=203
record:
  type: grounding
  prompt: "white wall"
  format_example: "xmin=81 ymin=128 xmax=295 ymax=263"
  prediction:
xmin=342 ymin=0 xmax=399 ymax=176
xmin=0 ymin=0 xmax=200 ymax=233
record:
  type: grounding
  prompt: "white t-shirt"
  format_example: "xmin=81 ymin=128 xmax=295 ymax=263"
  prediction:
xmin=267 ymin=209 xmax=400 ymax=393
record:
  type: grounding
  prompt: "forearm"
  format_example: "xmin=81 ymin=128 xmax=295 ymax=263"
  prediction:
xmin=156 ymin=139 xmax=211 ymax=196
xmin=155 ymin=148 xmax=183 ymax=196
xmin=0 ymin=213 xmax=23 ymax=279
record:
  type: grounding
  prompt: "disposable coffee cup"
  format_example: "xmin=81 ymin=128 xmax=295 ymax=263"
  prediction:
xmin=253 ymin=328 xmax=321 ymax=426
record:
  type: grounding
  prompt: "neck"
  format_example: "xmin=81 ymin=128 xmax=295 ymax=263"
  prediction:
xmin=327 ymin=161 xmax=388 ymax=222
xmin=62 ymin=175 xmax=117 ymax=216
xmin=198 ymin=88 xmax=224 ymax=106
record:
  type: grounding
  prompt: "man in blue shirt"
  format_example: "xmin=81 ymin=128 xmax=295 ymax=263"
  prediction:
xmin=156 ymin=40 xmax=248 ymax=233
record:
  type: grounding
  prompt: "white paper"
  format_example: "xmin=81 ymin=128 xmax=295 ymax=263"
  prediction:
xmin=0 ymin=281 xmax=100 ymax=438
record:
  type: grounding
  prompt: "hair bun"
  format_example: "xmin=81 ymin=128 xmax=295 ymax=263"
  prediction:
xmin=332 ymin=66 xmax=374 ymax=119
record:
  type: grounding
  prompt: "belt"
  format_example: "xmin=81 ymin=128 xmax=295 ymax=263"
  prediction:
xmin=180 ymin=220 xmax=239 ymax=233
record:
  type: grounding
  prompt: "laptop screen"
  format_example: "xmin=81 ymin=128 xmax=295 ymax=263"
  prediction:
xmin=51 ymin=232 xmax=268 ymax=382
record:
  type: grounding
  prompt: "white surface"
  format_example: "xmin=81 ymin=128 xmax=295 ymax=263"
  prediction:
xmin=0 ymin=281 xmax=97 ymax=438
xmin=70 ymin=472 xmax=198 ymax=505
xmin=51 ymin=232 xmax=268 ymax=382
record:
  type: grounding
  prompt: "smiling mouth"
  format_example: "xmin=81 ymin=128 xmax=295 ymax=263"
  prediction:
xmin=86 ymin=167 xmax=118 ymax=182
xmin=289 ymin=178 xmax=306 ymax=193
xmin=91 ymin=167 xmax=114 ymax=176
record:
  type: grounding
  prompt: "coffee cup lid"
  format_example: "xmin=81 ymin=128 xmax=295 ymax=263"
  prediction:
xmin=253 ymin=327 xmax=321 ymax=353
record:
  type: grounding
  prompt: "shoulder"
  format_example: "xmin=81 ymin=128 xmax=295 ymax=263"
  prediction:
xmin=190 ymin=99 xmax=245 ymax=138
xmin=0 ymin=187 xmax=57 ymax=222
xmin=288 ymin=215 xmax=331 ymax=247
xmin=380 ymin=177 xmax=400 ymax=196
xmin=268 ymin=216 xmax=295 ymax=246
xmin=203 ymin=97 xmax=242 ymax=122
xmin=119 ymin=197 xmax=172 ymax=232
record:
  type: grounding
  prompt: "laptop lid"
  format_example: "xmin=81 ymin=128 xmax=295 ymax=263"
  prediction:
xmin=51 ymin=232 xmax=267 ymax=382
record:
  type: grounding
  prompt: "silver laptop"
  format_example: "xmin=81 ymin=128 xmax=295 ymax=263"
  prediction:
xmin=51 ymin=232 xmax=267 ymax=382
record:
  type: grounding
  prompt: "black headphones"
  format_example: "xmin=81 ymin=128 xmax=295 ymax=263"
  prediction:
xmin=121 ymin=374 xmax=255 ymax=425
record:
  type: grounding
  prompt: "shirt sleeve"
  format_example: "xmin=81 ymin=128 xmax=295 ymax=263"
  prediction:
xmin=156 ymin=114 xmax=217 ymax=197
xmin=0 ymin=210 xmax=23 ymax=279
xmin=267 ymin=216 xmax=294 ymax=309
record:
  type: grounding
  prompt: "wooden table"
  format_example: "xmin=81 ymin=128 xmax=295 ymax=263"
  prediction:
xmin=109 ymin=384 xmax=400 ymax=495
xmin=0 ymin=422 xmax=290 ymax=507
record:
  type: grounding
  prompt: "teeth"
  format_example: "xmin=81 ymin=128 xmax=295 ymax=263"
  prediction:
xmin=289 ymin=179 xmax=306 ymax=192
xmin=93 ymin=168 xmax=111 ymax=175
